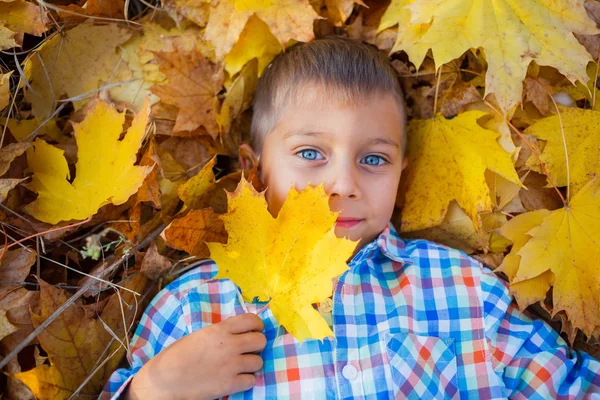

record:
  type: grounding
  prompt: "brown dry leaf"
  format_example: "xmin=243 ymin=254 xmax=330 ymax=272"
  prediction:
xmin=151 ymin=49 xmax=224 ymax=137
xmin=0 ymin=248 xmax=36 ymax=298
xmin=519 ymin=171 xmax=564 ymax=212
xmin=162 ymin=208 xmax=226 ymax=257
xmin=136 ymin=138 xmax=161 ymax=208
xmin=0 ymin=0 xmax=48 ymax=50
xmin=439 ymin=83 xmax=481 ymax=117
xmin=58 ymin=0 xmax=125 ymax=22
xmin=158 ymin=137 xmax=214 ymax=178
xmin=204 ymin=0 xmax=320 ymax=60
xmin=523 ymin=77 xmax=554 ymax=115
xmin=0 ymin=309 xmax=18 ymax=341
xmin=140 ymin=241 xmax=172 ymax=280
xmin=14 ymin=273 xmax=148 ymax=399
xmin=0 ymin=142 xmax=30 ymax=202
xmin=162 ymin=0 xmax=210 ymax=27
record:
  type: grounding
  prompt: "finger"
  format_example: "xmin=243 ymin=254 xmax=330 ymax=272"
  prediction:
xmin=235 ymin=354 xmax=264 ymax=374
xmin=225 ymin=313 xmax=264 ymax=334
xmin=235 ymin=332 xmax=267 ymax=353
xmin=230 ymin=374 xmax=257 ymax=394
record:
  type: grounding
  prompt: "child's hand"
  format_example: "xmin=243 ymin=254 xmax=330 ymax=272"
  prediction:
xmin=125 ymin=313 xmax=267 ymax=400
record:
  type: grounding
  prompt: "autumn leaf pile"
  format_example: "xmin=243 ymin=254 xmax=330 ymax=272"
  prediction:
xmin=0 ymin=0 xmax=599 ymax=398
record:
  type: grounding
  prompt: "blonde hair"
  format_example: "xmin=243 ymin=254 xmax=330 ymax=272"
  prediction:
xmin=250 ymin=35 xmax=407 ymax=155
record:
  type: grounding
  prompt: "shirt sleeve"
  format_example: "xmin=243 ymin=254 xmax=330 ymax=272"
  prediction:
xmin=480 ymin=266 xmax=600 ymax=398
xmin=99 ymin=284 xmax=189 ymax=400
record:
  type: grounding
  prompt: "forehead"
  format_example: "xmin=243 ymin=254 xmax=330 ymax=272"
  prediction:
xmin=273 ymin=84 xmax=404 ymax=137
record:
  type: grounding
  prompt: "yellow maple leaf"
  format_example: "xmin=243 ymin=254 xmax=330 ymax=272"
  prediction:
xmin=14 ymin=274 xmax=147 ymax=400
xmin=150 ymin=49 xmax=223 ymax=136
xmin=381 ymin=0 xmax=599 ymax=114
xmin=224 ymin=15 xmax=282 ymax=78
xmin=23 ymin=23 xmax=132 ymax=120
xmin=400 ymin=111 xmax=522 ymax=232
xmin=24 ymin=98 xmax=151 ymax=224
xmin=510 ymin=178 xmax=600 ymax=336
xmin=497 ymin=209 xmax=554 ymax=310
xmin=525 ymin=107 xmax=600 ymax=197
xmin=206 ymin=176 xmax=358 ymax=342
xmin=218 ymin=59 xmax=259 ymax=136
xmin=204 ymin=0 xmax=320 ymax=60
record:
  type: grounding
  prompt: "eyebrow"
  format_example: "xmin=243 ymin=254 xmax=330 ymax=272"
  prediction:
xmin=284 ymin=130 xmax=400 ymax=149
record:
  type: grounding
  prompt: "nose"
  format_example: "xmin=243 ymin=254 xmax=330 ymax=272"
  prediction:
xmin=325 ymin=160 xmax=361 ymax=200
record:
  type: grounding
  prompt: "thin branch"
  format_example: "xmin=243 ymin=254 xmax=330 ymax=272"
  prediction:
xmin=0 ymin=223 xmax=164 ymax=371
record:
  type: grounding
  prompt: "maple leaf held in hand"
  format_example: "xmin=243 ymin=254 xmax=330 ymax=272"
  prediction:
xmin=24 ymin=98 xmax=152 ymax=224
xmin=206 ymin=176 xmax=358 ymax=342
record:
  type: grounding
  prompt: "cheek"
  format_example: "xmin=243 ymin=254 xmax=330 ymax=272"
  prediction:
xmin=367 ymin=174 xmax=400 ymax=215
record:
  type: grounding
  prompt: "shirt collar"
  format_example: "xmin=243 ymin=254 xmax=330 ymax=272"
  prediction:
xmin=349 ymin=221 xmax=414 ymax=267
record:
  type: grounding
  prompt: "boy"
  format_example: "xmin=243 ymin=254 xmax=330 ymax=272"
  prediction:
xmin=101 ymin=36 xmax=600 ymax=399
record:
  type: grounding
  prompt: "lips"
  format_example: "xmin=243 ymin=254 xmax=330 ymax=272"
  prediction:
xmin=335 ymin=217 xmax=364 ymax=228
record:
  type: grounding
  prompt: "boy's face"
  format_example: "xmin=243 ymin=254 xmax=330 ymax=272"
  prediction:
xmin=252 ymin=87 xmax=407 ymax=253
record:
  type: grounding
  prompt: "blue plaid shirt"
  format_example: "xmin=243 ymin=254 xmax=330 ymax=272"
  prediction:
xmin=102 ymin=222 xmax=600 ymax=399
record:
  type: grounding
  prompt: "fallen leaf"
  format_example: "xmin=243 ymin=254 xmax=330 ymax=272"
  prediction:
xmin=224 ymin=15 xmax=282 ymax=77
xmin=0 ymin=142 xmax=30 ymax=202
xmin=496 ymin=209 xmax=554 ymax=309
xmin=400 ymin=111 xmax=522 ymax=232
xmin=0 ymin=118 xmax=63 ymax=143
xmin=0 ymin=71 xmax=12 ymax=111
xmin=324 ymin=0 xmax=366 ymax=26
xmin=151 ymin=49 xmax=224 ymax=136
xmin=0 ymin=309 xmax=18 ymax=341
xmin=512 ymin=177 xmax=600 ymax=336
xmin=525 ymin=106 xmax=600 ymax=197
xmin=524 ymin=76 xmax=554 ymax=115
xmin=58 ymin=0 xmax=125 ymax=22
xmin=23 ymin=23 xmax=133 ymax=120
xmin=162 ymin=0 xmax=210 ymax=27
xmin=0 ymin=0 xmax=48 ymax=50
xmin=24 ymin=98 xmax=151 ymax=224
xmin=162 ymin=208 xmax=226 ymax=258
xmin=0 ymin=247 xmax=36 ymax=297
xmin=206 ymin=176 xmax=358 ymax=341
xmin=140 ymin=241 xmax=172 ymax=280
xmin=204 ymin=0 xmax=320 ymax=60
xmin=136 ymin=138 xmax=161 ymax=208
xmin=14 ymin=273 xmax=148 ymax=399
xmin=519 ymin=171 xmax=564 ymax=212
xmin=177 ymin=156 xmax=217 ymax=210
xmin=382 ymin=0 xmax=599 ymax=114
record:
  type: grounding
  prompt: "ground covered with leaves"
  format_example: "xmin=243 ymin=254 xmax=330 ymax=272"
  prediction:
xmin=0 ymin=0 xmax=599 ymax=398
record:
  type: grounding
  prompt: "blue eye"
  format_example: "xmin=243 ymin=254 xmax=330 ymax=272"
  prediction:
xmin=361 ymin=155 xmax=386 ymax=166
xmin=298 ymin=149 xmax=323 ymax=160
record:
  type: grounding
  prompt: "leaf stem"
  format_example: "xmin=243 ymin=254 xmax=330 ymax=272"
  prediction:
xmin=483 ymin=99 xmax=566 ymax=205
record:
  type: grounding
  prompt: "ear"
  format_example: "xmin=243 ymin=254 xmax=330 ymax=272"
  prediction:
xmin=401 ymin=156 xmax=409 ymax=171
xmin=239 ymin=143 xmax=260 ymax=171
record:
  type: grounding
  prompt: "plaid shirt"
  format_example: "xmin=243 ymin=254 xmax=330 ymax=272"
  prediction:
xmin=101 ymin=222 xmax=600 ymax=399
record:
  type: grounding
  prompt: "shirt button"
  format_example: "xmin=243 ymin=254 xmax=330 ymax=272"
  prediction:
xmin=319 ymin=297 xmax=333 ymax=313
xmin=341 ymin=363 xmax=358 ymax=381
